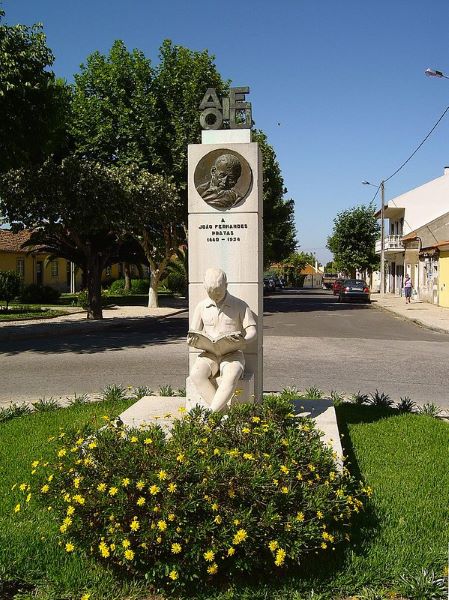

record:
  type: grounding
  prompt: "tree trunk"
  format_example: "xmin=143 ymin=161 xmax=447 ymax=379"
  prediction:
xmin=86 ymin=254 xmax=103 ymax=320
xmin=124 ymin=262 xmax=131 ymax=292
xmin=148 ymin=271 xmax=160 ymax=308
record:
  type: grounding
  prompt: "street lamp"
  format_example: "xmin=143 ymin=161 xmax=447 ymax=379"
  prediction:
xmin=425 ymin=68 xmax=449 ymax=79
xmin=362 ymin=180 xmax=385 ymax=296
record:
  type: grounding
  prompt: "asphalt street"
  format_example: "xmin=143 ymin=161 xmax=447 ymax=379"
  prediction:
xmin=2 ymin=289 xmax=449 ymax=407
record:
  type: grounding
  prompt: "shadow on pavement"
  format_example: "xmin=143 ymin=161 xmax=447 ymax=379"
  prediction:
xmin=264 ymin=288 xmax=372 ymax=315
xmin=1 ymin=313 xmax=189 ymax=357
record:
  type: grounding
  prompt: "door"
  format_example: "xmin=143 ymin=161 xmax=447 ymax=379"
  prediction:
xmin=414 ymin=263 xmax=419 ymax=298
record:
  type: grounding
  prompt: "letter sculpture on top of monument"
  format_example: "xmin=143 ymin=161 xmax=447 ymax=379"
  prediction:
xmin=186 ymin=87 xmax=263 ymax=412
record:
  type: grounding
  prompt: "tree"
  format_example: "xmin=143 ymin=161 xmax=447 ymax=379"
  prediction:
xmin=0 ymin=156 xmax=130 ymax=319
xmin=327 ymin=203 xmax=380 ymax=277
xmin=120 ymin=166 xmax=183 ymax=307
xmin=0 ymin=9 xmax=69 ymax=172
xmin=252 ymin=131 xmax=297 ymax=266
xmin=0 ymin=271 xmax=22 ymax=310
xmin=277 ymin=251 xmax=316 ymax=286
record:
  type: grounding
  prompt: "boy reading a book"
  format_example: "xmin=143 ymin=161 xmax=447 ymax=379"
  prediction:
xmin=187 ymin=268 xmax=257 ymax=412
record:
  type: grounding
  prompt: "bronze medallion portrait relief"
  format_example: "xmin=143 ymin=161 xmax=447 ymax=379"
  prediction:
xmin=194 ymin=150 xmax=253 ymax=209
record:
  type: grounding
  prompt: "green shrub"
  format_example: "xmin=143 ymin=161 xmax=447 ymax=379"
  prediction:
xmin=109 ymin=279 xmax=150 ymax=295
xmin=21 ymin=398 xmax=366 ymax=591
xmin=20 ymin=283 xmax=60 ymax=304
xmin=76 ymin=289 xmax=109 ymax=309
xmin=0 ymin=270 xmax=22 ymax=309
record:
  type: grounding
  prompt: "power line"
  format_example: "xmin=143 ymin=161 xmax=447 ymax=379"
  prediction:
xmin=384 ymin=104 xmax=449 ymax=183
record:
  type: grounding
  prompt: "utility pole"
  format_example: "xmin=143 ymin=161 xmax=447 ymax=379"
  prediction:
xmin=380 ymin=180 xmax=385 ymax=296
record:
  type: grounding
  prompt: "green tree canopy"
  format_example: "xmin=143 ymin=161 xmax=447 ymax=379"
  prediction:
xmin=0 ymin=156 xmax=130 ymax=319
xmin=0 ymin=9 xmax=69 ymax=172
xmin=252 ymin=130 xmax=297 ymax=266
xmin=327 ymin=203 xmax=380 ymax=277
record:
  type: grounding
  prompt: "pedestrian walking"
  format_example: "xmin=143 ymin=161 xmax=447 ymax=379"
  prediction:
xmin=404 ymin=274 xmax=412 ymax=304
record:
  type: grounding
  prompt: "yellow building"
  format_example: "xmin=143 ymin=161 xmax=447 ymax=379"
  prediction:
xmin=0 ymin=229 xmax=125 ymax=292
xmin=437 ymin=243 xmax=449 ymax=308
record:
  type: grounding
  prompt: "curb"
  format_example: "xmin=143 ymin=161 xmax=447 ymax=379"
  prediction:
xmin=371 ymin=301 xmax=449 ymax=335
xmin=0 ymin=308 xmax=188 ymax=343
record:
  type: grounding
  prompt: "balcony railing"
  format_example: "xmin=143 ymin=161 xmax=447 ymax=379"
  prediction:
xmin=375 ymin=234 xmax=404 ymax=253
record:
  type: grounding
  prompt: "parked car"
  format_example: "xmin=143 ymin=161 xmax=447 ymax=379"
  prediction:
xmin=322 ymin=273 xmax=338 ymax=289
xmin=332 ymin=278 xmax=345 ymax=295
xmin=338 ymin=279 xmax=371 ymax=303
xmin=263 ymin=278 xmax=276 ymax=294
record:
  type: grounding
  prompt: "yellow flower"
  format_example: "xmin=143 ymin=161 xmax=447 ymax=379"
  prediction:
xmin=296 ymin=472 xmax=303 ymax=480
xmin=280 ymin=465 xmax=289 ymax=474
xmin=88 ymin=441 xmax=97 ymax=449
xmin=122 ymin=478 xmax=130 ymax=487
xmin=281 ymin=486 xmax=289 ymax=494
xmin=214 ymin=515 xmax=222 ymax=524
xmin=19 ymin=483 xmax=28 ymax=491
xmin=73 ymin=477 xmax=80 ymax=489
xmin=156 ymin=536 xmax=162 ymax=543
xmin=213 ymin=448 xmax=220 ymax=455
xmin=14 ymin=503 xmax=21 ymax=513
xmin=274 ymin=547 xmax=286 ymax=566
xmin=296 ymin=511 xmax=305 ymax=522
xmin=167 ymin=483 xmax=177 ymax=493
xmin=207 ymin=563 xmax=218 ymax=575
xmin=228 ymin=488 xmax=236 ymax=498
xmin=168 ymin=569 xmax=178 ymax=580
xmin=99 ymin=542 xmax=110 ymax=558
xmin=228 ymin=448 xmax=239 ymax=457
xmin=243 ymin=452 xmax=254 ymax=460
xmin=321 ymin=542 xmax=328 ymax=550
xmin=251 ymin=416 xmax=261 ymax=422
xmin=57 ymin=449 xmax=67 ymax=457
xmin=136 ymin=480 xmax=145 ymax=490
xmin=81 ymin=594 xmax=91 ymax=600
xmin=211 ymin=502 xmax=219 ymax=511
xmin=144 ymin=438 xmax=152 ymax=445
xmin=157 ymin=520 xmax=167 ymax=531
xmin=73 ymin=494 xmax=85 ymax=505
xmin=130 ymin=436 xmax=138 ymax=443
xmin=26 ymin=493 xmax=31 ymax=503
xmin=227 ymin=546 xmax=235 ymax=556
xmin=65 ymin=542 xmax=75 ymax=553
xmin=158 ymin=470 xmax=168 ymax=480
xmin=308 ymin=463 xmax=316 ymax=472
xmin=41 ymin=484 xmax=49 ymax=493
xmin=203 ymin=549 xmax=215 ymax=562
xmin=233 ymin=519 xmax=240 ymax=526
xmin=109 ymin=487 xmax=118 ymax=496
xmin=136 ymin=497 xmax=145 ymax=506
xmin=60 ymin=524 xmax=68 ymax=533
xmin=171 ymin=543 xmax=182 ymax=554
xmin=122 ymin=539 xmax=131 ymax=548
xmin=233 ymin=529 xmax=248 ymax=545
xmin=97 ymin=482 xmax=106 ymax=492
xmin=268 ymin=540 xmax=279 ymax=551
xmin=149 ymin=484 xmax=159 ymax=495
xmin=75 ymin=438 xmax=84 ymax=446
xmin=31 ymin=460 xmax=40 ymax=468
xmin=242 ymin=427 xmax=251 ymax=434
xmin=130 ymin=519 xmax=140 ymax=531
xmin=168 ymin=513 xmax=175 ymax=521
xmin=176 ymin=453 xmax=185 ymax=462
xmin=316 ymin=511 xmax=323 ymax=519
xmin=124 ymin=549 xmax=134 ymax=560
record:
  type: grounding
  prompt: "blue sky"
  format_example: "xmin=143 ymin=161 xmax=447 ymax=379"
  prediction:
xmin=4 ymin=0 xmax=449 ymax=264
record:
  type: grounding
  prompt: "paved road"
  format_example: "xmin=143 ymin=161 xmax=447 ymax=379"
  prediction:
xmin=2 ymin=289 xmax=448 ymax=407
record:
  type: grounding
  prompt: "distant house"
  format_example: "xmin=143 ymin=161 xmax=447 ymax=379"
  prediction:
xmin=0 ymin=229 xmax=129 ymax=293
xmin=299 ymin=263 xmax=323 ymax=288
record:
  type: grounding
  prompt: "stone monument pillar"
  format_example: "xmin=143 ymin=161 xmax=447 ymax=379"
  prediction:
xmin=186 ymin=87 xmax=263 ymax=410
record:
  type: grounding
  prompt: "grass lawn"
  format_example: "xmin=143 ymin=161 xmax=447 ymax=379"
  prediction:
xmin=0 ymin=402 xmax=448 ymax=599
xmin=0 ymin=307 xmax=69 ymax=321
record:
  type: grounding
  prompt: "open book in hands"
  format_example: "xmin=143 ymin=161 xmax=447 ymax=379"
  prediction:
xmin=187 ymin=330 xmax=245 ymax=356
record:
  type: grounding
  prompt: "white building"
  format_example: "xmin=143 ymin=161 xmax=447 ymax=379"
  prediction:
xmin=376 ymin=167 xmax=449 ymax=296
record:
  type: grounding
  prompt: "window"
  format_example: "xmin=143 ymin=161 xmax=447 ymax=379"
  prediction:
xmin=51 ymin=260 xmax=59 ymax=277
xmin=16 ymin=258 xmax=25 ymax=278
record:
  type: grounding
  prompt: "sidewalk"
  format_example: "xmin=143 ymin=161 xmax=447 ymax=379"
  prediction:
xmin=372 ymin=293 xmax=449 ymax=334
xmin=0 ymin=301 xmax=188 ymax=342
